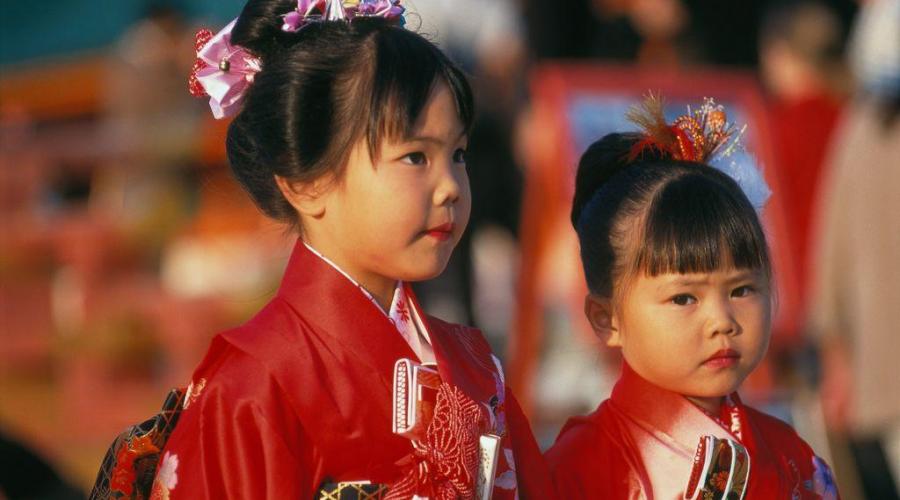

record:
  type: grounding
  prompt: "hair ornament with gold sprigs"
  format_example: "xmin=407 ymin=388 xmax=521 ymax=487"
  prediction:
xmin=627 ymin=93 xmax=771 ymax=209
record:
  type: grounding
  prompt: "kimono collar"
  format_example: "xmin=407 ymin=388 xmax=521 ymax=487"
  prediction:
xmin=302 ymin=241 xmax=397 ymax=317
xmin=276 ymin=239 xmax=496 ymax=418
xmin=300 ymin=242 xmax=433 ymax=357
xmin=279 ymin=240 xmax=433 ymax=360
xmin=610 ymin=363 xmax=741 ymax=454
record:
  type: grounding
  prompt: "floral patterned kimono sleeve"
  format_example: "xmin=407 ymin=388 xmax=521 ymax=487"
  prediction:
xmin=151 ymin=341 xmax=316 ymax=500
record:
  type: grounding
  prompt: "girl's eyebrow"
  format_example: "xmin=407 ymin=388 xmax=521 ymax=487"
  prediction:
xmin=406 ymin=135 xmax=445 ymax=146
xmin=725 ymin=270 xmax=762 ymax=284
xmin=657 ymin=271 xmax=759 ymax=293
xmin=667 ymin=276 xmax=709 ymax=287
xmin=656 ymin=276 xmax=709 ymax=292
xmin=405 ymin=130 xmax=467 ymax=146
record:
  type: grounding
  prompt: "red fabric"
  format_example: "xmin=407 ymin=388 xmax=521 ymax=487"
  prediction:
xmin=152 ymin=240 xmax=552 ymax=499
xmin=545 ymin=363 xmax=840 ymax=499
xmin=387 ymin=383 xmax=486 ymax=500
xmin=769 ymin=94 xmax=842 ymax=301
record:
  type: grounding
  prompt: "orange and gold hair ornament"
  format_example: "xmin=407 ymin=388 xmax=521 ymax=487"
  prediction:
xmin=627 ymin=93 xmax=771 ymax=209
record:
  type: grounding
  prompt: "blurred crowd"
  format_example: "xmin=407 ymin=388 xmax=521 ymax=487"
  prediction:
xmin=1 ymin=0 xmax=898 ymax=498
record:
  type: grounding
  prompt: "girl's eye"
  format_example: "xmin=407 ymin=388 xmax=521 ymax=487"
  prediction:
xmin=401 ymin=152 xmax=427 ymax=165
xmin=731 ymin=285 xmax=755 ymax=298
xmin=671 ymin=294 xmax=697 ymax=306
xmin=453 ymin=148 xmax=467 ymax=164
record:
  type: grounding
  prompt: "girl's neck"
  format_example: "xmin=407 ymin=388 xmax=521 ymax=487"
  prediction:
xmin=365 ymin=280 xmax=396 ymax=313
xmin=301 ymin=240 xmax=397 ymax=311
xmin=686 ymin=395 xmax=726 ymax=414
xmin=354 ymin=276 xmax=395 ymax=312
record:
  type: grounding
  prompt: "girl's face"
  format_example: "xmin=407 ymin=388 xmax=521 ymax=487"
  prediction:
xmin=597 ymin=263 xmax=771 ymax=411
xmin=310 ymin=80 xmax=470 ymax=305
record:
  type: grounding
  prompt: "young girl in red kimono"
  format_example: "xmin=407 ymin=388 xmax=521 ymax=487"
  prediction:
xmin=545 ymin=97 xmax=840 ymax=499
xmin=91 ymin=1 xmax=552 ymax=499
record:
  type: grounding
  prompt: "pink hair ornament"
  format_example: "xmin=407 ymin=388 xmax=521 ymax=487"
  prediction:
xmin=282 ymin=0 xmax=405 ymax=32
xmin=188 ymin=19 xmax=261 ymax=119
xmin=189 ymin=0 xmax=406 ymax=118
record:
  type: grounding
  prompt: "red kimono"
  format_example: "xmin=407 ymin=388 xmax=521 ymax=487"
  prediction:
xmin=546 ymin=364 xmax=840 ymax=499
xmin=149 ymin=240 xmax=552 ymax=499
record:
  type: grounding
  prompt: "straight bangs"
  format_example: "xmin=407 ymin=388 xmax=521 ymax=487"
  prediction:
xmin=364 ymin=23 xmax=474 ymax=157
xmin=634 ymin=172 xmax=771 ymax=279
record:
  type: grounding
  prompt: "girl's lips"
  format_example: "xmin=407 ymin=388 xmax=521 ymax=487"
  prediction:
xmin=425 ymin=223 xmax=454 ymax=241
xmin=702 ymin=349 xmax=741 ymax=368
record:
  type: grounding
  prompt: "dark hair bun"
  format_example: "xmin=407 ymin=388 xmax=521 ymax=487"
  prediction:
xmin=231 ymin=0 xmax=296 ymax=57
xmin=571 ymin=132 xmax=672 ymax=228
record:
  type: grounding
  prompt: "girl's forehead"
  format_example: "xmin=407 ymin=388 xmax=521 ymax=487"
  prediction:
xmin=377 ymin=80 xmax=467 ymax=147
xmin=639 ymin=267 xmax=765 ymax=287
xmin=409 ymin=82 xmax=466 ymax=137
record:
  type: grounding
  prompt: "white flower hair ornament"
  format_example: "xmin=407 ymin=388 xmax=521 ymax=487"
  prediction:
xmin=626 ymin=93 xmax=772 ymax=210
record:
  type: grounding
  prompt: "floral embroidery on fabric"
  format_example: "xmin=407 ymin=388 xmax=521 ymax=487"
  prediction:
xmin=183 ymin=378 xmax=206 ymax=410
xmin=809 ymin=456 xmax=839 ymax=499
xmin=697 ymin=394 xmax=743 ymax=441
xmin=109 ymin=434 xmax=161 ymax=496
xmin=686 ymin=436 xmax=750 ymax=499
xmin=392 ymin=291 xmax=412 ymax=324
xmin=109 ymin=445 xmax=138 ymax=496
xmin=150 ymin=452 xmax=179 ymax=500
xmin=724 ymin=396 xmax=742 ymax=441
xmin=387 ymin=383 xmax=488 ymax=500
xmin=389 ymin=284 xmax=417 ymax=347
xmin=711 ymin=471 xmax=729 ymax=491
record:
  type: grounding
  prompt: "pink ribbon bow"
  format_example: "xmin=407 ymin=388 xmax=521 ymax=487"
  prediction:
xmin=189 ymin=19 xmax=261 ymax=119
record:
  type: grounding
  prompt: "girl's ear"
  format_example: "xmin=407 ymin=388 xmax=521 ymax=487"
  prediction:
xmin=584 ymin=294 xmax=622 ymax=347
xmin=275 ymin=175 xmax=330 ymax=218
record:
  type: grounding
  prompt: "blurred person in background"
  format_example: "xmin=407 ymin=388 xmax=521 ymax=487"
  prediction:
xmin=95 ymin=2 xmax=201 ymax=267
xmin=522 ymin=0 xmax=706 ymax=66
xmin=0 ymin=429 xmax=84 ymax=500
xmin=759 ymin=1 xmax=849 ymax=319
xmin=807 ymin=0 xmax=900 ymax=497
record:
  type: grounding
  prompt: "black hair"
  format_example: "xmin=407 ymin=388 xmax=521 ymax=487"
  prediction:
xmin=572 ymin=133 xmax=771 ymax=300
xmin=225 ymin=0 xmax=474 ymax=223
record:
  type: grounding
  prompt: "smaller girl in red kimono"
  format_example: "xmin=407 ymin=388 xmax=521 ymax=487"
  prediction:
xmin=91 ymin=1 xmax=553 ymax=499
xmin=545 ymin=96 xmax=840 ymax=499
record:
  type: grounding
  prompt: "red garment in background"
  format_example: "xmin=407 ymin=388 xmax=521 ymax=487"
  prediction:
xmin=150 ymin=240 xmax=552 ymax=499
xmin=545 ymin=363 xmax=839 ymax=499
xmin=769 ymin=94 xmax=842 ymax=302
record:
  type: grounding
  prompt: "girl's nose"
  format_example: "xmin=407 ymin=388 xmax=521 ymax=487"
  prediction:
xmin=433 ymin=163 xmax=462 ymax=206
xmin=707 ymin=299 xmax=740 ymax=337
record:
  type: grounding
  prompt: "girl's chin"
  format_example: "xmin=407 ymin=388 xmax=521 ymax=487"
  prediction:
xmin=690 ymin=381 xmax=744 ymax=400
xmin=398 ymin=262 xmax=451 ymax=282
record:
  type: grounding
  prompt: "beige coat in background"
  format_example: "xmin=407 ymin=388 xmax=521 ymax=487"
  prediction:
xmin=808 ymin=97 xmax=900 ymax=436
